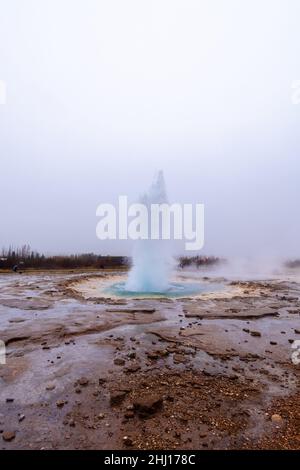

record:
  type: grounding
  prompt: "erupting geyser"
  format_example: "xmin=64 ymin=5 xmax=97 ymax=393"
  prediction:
xmin=104 ymin=172 xmax=223 ymax=298
xmin=125 ymin=171 xmax=173 ymax=293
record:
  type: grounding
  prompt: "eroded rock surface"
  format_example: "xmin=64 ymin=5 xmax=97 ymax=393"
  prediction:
xmin=0 ymin=271 xmax=299 ymax=450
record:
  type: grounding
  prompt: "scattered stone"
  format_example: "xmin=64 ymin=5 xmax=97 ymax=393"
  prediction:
xmin=173 ymin=354 xmax=188 ymax=364
xmin=46 ymin=383 xmax=56 ymax=391
xmin=78 ymin=377 xmax=89 ymax=386
xmin=271 ymin=414 xmax=283 ymax=424
xmin=250 ymin=331 xmax=261 ymax=337
xmin=18 ymin=414 xmax=25 ymax=422
xmin=133 ymin=394 xmax=163 ymax=417
xmin=56 ymin=400 xmax=66 ymax=408
xmin=125 ymin=364 xmax=141 ymax=374
xmin=228 ymin=374 xmax=239 ymax=381
xmin=123 ymin=436 xmax=133 ymax=446
xmin=114 ymin=358 xmax=125 ymax=366
xmin=147 ymin=351 xmax=159 ymax=360
xmin=110 ymin=391 xmax=127 ymax=406
xmin=156 ymin=349 xmax=169 ymax=357
xmin=6 ymin=398 xmax=14 ymax=403
xmin=2 ymin=431 xmax=16 ymax=442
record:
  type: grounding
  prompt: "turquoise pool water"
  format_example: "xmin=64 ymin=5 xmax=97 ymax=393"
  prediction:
xmin=104 ymin=281 xmax=224 ymax=298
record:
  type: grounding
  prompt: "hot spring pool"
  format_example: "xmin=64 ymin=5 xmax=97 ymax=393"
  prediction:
xmin=104 ymin=280 xmax=225 ymax=298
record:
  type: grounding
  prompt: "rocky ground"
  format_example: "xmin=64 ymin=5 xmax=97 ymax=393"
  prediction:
xmin=0 ymin=270 xmax=299 ymax=450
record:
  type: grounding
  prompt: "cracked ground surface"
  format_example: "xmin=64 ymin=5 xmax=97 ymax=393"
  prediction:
xmin=0 ymin=270 xmax=299 ymax=449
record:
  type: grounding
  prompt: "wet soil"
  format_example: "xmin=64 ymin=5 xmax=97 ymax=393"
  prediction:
xmin=0 ymin=271 xmax=299 ymax=449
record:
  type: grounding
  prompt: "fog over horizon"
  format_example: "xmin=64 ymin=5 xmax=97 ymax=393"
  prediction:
xmin=0 ymin=1 xmax=300 ymax=260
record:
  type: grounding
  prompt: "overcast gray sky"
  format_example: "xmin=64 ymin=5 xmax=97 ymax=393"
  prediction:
xmin=0 ymin=0 xmax=299 ymax=258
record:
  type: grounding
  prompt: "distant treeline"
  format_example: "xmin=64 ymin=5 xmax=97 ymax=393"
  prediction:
xmin=0 ymin=246 xmax=223 ymax=271
xmin=0 ymin=246 xmax=129 ymax=270
xmin=179 ymin=255 xmax=225 ymax=269
xmin=285 ymin=259 xmax=300 ymax=269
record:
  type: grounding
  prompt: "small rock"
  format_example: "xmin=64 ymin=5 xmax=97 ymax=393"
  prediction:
xmin=18 ymin=414 xmax=25 ymax=422
xmin=46 ymin=383 xmax=56 ymax=391
xmin=2 ymin=431 xmax=16 ymax=442
xmin=271 ymin=414 xmax=283 ymax=424
xmin=78 ymin=377 xmax=89 ymax=386
xmin=56 ymin=400 xmax=66 ymax=408
xmin=114 ymin=358 xmax=125 ymax=366
xmin=250 ymin=331 xmax=261 ymax=337
xmin=127 ymin=352 xmax=136 ymax=359
xmin=173 ymin=354 xmax=188 ymax=364
xmin=125 ymin=364 xmax=141 ymax=374
xmin=228 ymin=374 xmax=238 ymax=380
xmin=123 ymin=436 xmax=133 ymax=447
xmin=133 ymin=394 xmax=163 ymax=417
xmin=110 ymin=391 xmax=127 ymax=406
xmin=147 ymin=351 xmax=159 ymax=360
